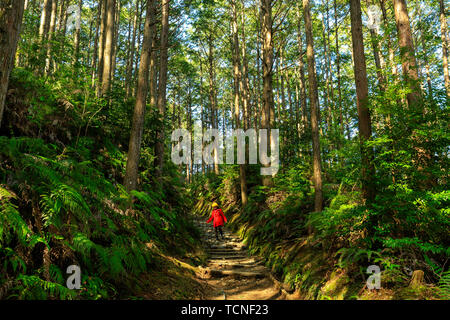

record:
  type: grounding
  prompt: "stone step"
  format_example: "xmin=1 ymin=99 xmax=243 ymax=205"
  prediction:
xmin=208 ymin=269 xmax=268 ymax=279
xmin=209 ymin=257 xmax=264 ymax=264
xmin=208 ymin=255 xmax=249 ymax=261
xmin=208 ymin=244 xmax=240 ymax=249
xmin=207 ymin=249 xmax=246 ymax=254
xmin=210 ymin=263 xmax=267 ymax=271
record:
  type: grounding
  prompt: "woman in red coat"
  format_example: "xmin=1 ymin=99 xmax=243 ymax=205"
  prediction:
xmin=206 ymin=202 xmax=227 ymax=240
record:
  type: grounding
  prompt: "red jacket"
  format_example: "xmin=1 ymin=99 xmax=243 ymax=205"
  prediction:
xmin=206 ymin=208 xmax=227 ymax=227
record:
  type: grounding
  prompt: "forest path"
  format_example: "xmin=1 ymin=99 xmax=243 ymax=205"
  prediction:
xmin=194 ymin=218 xmax=298 ymax=300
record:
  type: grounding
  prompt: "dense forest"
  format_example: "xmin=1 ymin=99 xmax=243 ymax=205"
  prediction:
xmin=0 ymin=0 xmax=448 ymax=300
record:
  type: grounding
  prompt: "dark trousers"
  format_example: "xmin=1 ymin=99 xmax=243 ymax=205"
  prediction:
xmin=214 ymin=226 xmax=223 ymax=239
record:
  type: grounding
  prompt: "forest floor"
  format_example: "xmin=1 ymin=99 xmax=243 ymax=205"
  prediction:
xmin=193 ymin=218 xmax=301 ymax=300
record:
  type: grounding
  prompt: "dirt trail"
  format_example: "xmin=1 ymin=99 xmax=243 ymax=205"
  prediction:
xmin=194 ymin=218 xmax=298 ymax=300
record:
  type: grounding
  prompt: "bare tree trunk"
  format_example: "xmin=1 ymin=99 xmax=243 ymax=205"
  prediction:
xmin=187 ymin=84 xmax=193 ymax=183
xmin=132 ymin=8 xmax=143 ymax=97
xmin=392 ymin=0 xmax=421 ymax=107
xmin=199 ymin=59 xmax=205 ymax=173
xmin=280 ymin=47 xmax=286 ymax=123
xmin=0 ymin=0 xmax=25 ymax=128
xmin=325 ymin=0 xmax=335 ymax=134
xmin=232 ymin=0 xmax=248 ymax=206
xmin=240 ymin=0 xmax=251 ymax=131
xmin=91 ymin=1 xmax=101 ymax=87
xmin=206 ymin=32 xmax=220 ymax=175
xmin=37 ymin=0 xmax=52 ymax=74
xmin=421 ymin=32 xmax=432 ymax=97
xmin=155 ymin=0 xmax=169 ymax=176
xmin=39 ymin=0 xmax=52 ymax=40
xmin=86 ymin=13 xmax=94 ymax=68
xmin=45 ymin=0 xmax=58 ymax=75
xmin=350 ymin=0 xmax=376 ymax=203
xmin=296 ymin=3 xmax=308 ymax=138
xmin=261 ymin=0 xmax=274 ymax=187
xmin=148 ymin=0 xmax=158 ymax=109
xmin=255 ymin=2 xmax=262 ymax=130
xmin=379 ymin=1 xmax=392 ymax=69
xmin=285 ymin=68 xmax=294 ymax=123
xmin=61 ymin=0 xmax=69 ymax=37
xmin=110 ymin=0 xmax=120 ymax=83
xmin=126 ymin=0 xmax=139 ymax=98
xmin=303 ymin=0 xmax=323 ymax=212
xmin=73 ymin=0 xmax=82 ymax=66
xmin=439 ymin=0 xmax=450 ymax=98
xmin=100 ymin=0 xmax=115 ymax=97
xmin=149 ymin=31 xmax=158 ymax=109
xmin=321 ymin=9 xmax=331 ymax=136
xmin=97 ymin=0 xmax=107 ymax=96
xmin=334 ymin=0 xmax=344 ymax=142
xmin=124 ymin=0 xmax=156 ymax=192
xmin=57 ymin=0 xmax=66 ymax=33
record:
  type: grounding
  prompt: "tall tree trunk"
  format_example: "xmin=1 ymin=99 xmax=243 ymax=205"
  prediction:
xmin=187 ymin=84 xmax=193 ymax=183
xmin=421 ymin=32 xmax=432 ymax=97
xmin=199 ymin=59 xmax=205 ymax=173
xmin=231 ymin=0 xmax=248 ymax=206
xmin=261 ymin=0 xmax=274 ymax=187
xmin=97 ymin=0 xmax=107 ymax=96
xmin=325 ymin=0 xmax=334 ymax=140
xmin=38 ymin=0 xmax=52 ymax=74
xmin=91 ymin=1 xmax=101 ymax=87
xmin=394 ymin=0 xmax=434 ymax=187
xmin=0 ymin=0 xmax=25 ymax=128
xmin=73 ymin=0 xmax=82 ymax=66
xmin=124 ymin=0 xmax=156 ymax=192
xmin=296 ymin=3 xmax=308 ymax=138
xmin=303 ymin=0 xmax=323 ymax=212
xmin=439 ymin=0 xmax=450 ymax=98
xmin=126 ymin=0 xmax=139 ymax=98
xmin=110 ymin=0 xmax=120 ymax=83
xmin=240 ymin=0 xmax=251 ymax=131
xmin=100 ymin=0 xmax=115 ymax=97
xmin=380 ymin=0 xmax=398 ymax=77
xmin=155 ymin=0 xmax=169 ymax=176
xmin=61 ymin=0 xmax=69 ymax=37
xmin=255 ymin=2 xmax=262 ymax=130
xmin=45 ymin=0 xmax=58 ymax=75
xmin=39 ymin=0 xmax=52 ymax=40
xmin=206 ymin=32 xmax=220 ymax=175
xmin=280 ymin=47 xmax=286 ymax=123
xmin=350 ymin=0 xmax=376 ymax=203
xmin=57 ymin=0 xmax=66 ymax=33
xmin=392 ymin=0 xmax=421 ymax=107
xmin=149 ymin=1 xmax=158 ymax=109
xmin=321 ymin=7 xmax=331 ymax=136
xmin=334 ymin=0 xmax=344 ymax=142
xmin=132 ymin=7 xmax=143 ymax=97
xmin=101 ymin=0 xmax=116 ymax=96
xmin=149 ymin=28 xmax=158 ymax=109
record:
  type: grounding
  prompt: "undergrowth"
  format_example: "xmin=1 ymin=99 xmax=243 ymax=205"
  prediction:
xmin=0 ymin=69 xmax=200 ymax=300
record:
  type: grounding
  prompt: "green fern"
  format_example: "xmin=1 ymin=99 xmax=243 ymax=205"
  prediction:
xmin=40 ymin=183 xmax=91 ymax=229
xmin=0 ymin=187 xmax=32 ymax=245
xmin=438 ymin=271 xmax=450 ymax=299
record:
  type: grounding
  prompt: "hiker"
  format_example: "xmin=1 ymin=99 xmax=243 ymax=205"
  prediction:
xmin=206 ymin=202 xmax=227 ymax=240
